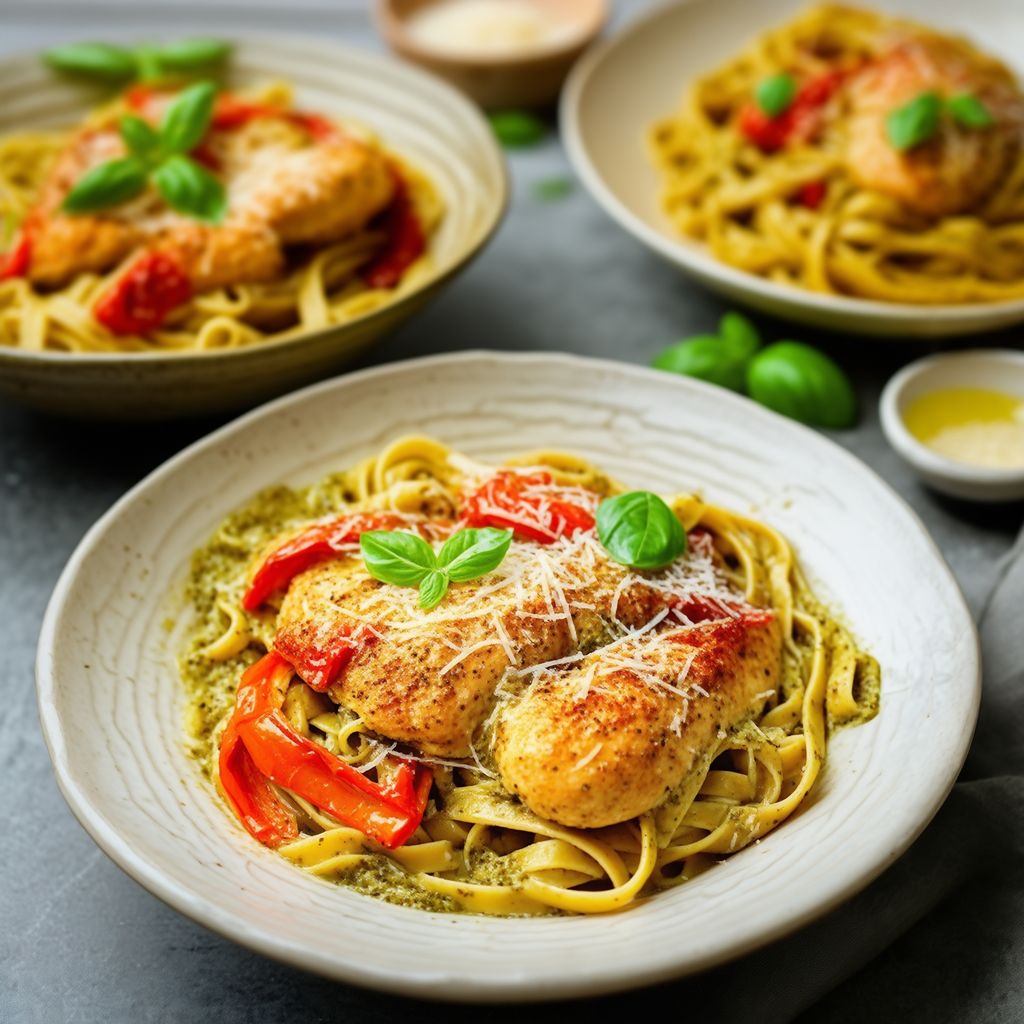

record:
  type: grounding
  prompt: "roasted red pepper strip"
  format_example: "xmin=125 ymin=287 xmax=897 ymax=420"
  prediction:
xmin=0 ymin=226 xmax=32 ymax=280
xmin=274 ymin=618 xmax=378 ymax=693
xmin=361 ymin=172 xmax=426 ymax=290
xmin=223 ymin=652 xmax=432 ymax=849
xmin=461 ymin=471 xmax=596 ymax=544
xmin=218 ymin=655 xmax=299 ymax=848
xmin=94 ymin=251 xmax=192 ymax=335
xmin=739 ymin=69 xmax=847 ymax=152
xmin=243 ymin=511 xmax=412 ymax=611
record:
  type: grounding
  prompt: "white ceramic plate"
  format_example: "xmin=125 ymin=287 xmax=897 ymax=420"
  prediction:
xmin=562 ymin=0 xmax=1024 ymax=338
xmin=37 ymin=352 xmax=979 ymax=1001
xmin=0 ymin=37 xmax=506 ymax=418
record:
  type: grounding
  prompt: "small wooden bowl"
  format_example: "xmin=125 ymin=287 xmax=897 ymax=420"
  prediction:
xmin=376 ymin=0 xmax=607 ymax=109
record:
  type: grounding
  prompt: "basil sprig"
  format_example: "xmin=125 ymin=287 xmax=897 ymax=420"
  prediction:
xmin=360 ymin=527 xmax=513 ymax=610
xmin=44 ymin=38 xmax=231 ymax=84
xmin=746 ymin=341 xmax=857 ymax=429
xmin=755 ymin=73 xmax=797 ymax=118
xmin=596 ymin=491 xmax=686 ymax=571
xmin=652 ymin=311 xmax=761 ymax=392
xmin=886 ymin=90 xmax=995 ymax=151
xmin=62 ymin=80 xmax=226 ymax=223
xmin=488 ymin=110 xmax=546 ymax=148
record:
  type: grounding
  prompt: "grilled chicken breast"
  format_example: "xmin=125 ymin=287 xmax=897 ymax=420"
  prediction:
xmin=274 ymin=541 xmax=677 ymax=757
xmin=26 ymin=111 xmax=395 ymax=292
xmin=494 ymin=611 xmax=782 ymax=828
xmin=847 ymin=31 xmax=1024 ymax=216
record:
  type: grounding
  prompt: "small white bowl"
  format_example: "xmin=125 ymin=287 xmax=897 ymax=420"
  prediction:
xmin=880 ymin=349 xmax=1024 ymax=502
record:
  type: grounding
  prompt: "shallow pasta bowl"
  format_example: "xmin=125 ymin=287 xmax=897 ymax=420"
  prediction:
xmin=0 ymin=38 xmax=506 ymax=419
xmin=562 ymin=0 xmax=1024 ymax=338
xmin=37 ymin=351 xmax=978 ymax=1000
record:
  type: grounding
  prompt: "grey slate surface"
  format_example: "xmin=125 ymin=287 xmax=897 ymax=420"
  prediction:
xmin=1 ymin=4 xmax=1021 ymax=1022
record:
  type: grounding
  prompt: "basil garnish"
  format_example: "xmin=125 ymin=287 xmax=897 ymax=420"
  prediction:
xmin=360 ymin=527 xmax=513 ymax=610
xmin=596 ymin=491 xmax=686 ymax=571
xmin=62 ymin=156 xmax=149 ymax=213
xmin=152 ymin=154 xmax=227 ymax=223
xmin=946 ymin=93 xmax=994 ymax=129
xmin=755 ymin=74 xmax=797 ymax=119
xmin=885 ymin=91 xmax=942 ymax=150
xmin=62 ymin=80 xmax=225 ymax=223
xmin=44 ymin=39 xmax=230 ymax=85
xmin=745 ymin=341 xmax=857 ymax=428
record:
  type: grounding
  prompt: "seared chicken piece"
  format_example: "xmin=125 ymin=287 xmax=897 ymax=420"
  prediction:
xmin=24 ymin=110 xmax=395 ymax=294
xmin=494 ymin=611 xmax=782 ymax=829
xmin=274 ymin=544 xmax=675 ymax=757
xmin=846 ymin=31 xmax=1024 ymax=216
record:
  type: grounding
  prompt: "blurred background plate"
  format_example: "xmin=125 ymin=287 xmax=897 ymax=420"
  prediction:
xmin=37 ymin=351 xmax=978 ymax=1000
xmin=0 ymin=37 xmax=507 ymax=418
xmin=561 ymin=0 xmax=1024 ymax=338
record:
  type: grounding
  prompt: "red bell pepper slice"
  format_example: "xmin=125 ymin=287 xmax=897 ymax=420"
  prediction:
xmin=460 ymin=471 xmax=596 ymax=544
xmin=274 ymin=618 xmax=378 ymax=693
xmin=221 ymin=652 xmax=433 ymax=849
xmin=361 ymin=172 xmax=426 ymax=290
xmin=242 ymin=511 xmax=413 ymax=611
xmin=218 ymin=654 xmax=299 ymax=848
xmin=94 ymin=250 xmax=192 ymax=335
xmin=739 ymin=69 xmax=847 ymax=152
xmin=0 ymin=226 xmax=32 ymax=280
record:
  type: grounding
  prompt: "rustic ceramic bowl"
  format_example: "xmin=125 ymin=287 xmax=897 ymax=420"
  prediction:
xmin=562 ymin=0 xmax=1024 ymax=338
xmin=0 ymin=38 xmax=506 ymax=418
xmin=376 ymin=0 xmax=607 ymax=109
xmin=37 ymin=351 xmax=979 ymax=1000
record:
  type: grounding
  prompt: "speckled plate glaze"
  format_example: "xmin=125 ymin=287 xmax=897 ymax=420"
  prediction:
xmin=0 ymin=38 xmax=506 ymax=418
xmin=36 ymin=352 xmax=979 ymax=1001
xmin=562 ymin=0 xmax=1024 ymax=338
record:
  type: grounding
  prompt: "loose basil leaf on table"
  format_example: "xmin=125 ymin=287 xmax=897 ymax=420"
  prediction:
xmin=746 ymin=341 xmax=857 ymax=428
xmin=596 ymin=491 xmax=686 ymax=571
xmin=44 ymin=42 xmax=138 ymax=80
xmin=489 ymin=110 xmax=546 ymax=148
xmin=652 ymin=334 xmax=750 ymax=392
xmin=360 ymin=530 xmax=437 ymax=587
xmin=719 ymin=310 xmax=761 ymax=357
xmin=152 ymin=155 xmax=227 ymax=223
xmin=437 ymin=527 xmax=513 ymax=582
xmin=62 ymin=156 xmax=149 ymax=213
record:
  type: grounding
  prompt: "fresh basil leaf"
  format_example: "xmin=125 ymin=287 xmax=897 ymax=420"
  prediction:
xmin=885 ymin=90 xmax=942 ymax=151
xmin=133 ymin=43 xmax=163 ymax=83
xmin=119 ymin=115 xmax=161 ymax=161
xmin=360 ymin=530 xmax=436 ymax=586
xmin=596 ymin=491 xmax=686 ymax=571
xmin=946 ymin=93 xmax=994 ymax=129
xmin=488 ymin=110 xmax=546 ymax=148
xmin=61 ymin=156 xmax=148 ymax=213
xmin=152 ymin=155 xmax=227 ymax=223
xmin=652 ymin=334 xmax=750 ymax=392
xmin=157 ymin=38 xmax=232 ymax=72
xmin=437 ymin=527 xmax=513 ymax=582
xmin=719 ymin=311 xmax=761 ymax=358
xmin=419 ymin=570 xmax=450 ymax=610
xmin=746 ymin=341 xmax=857 ymax=428
xmin=756 ymin=74 xmax=797 ymax=118
xmin=159 ymin=80 xmax=217 ymax=155
xmin=44 ymin=42 xmax=137 ymax=80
